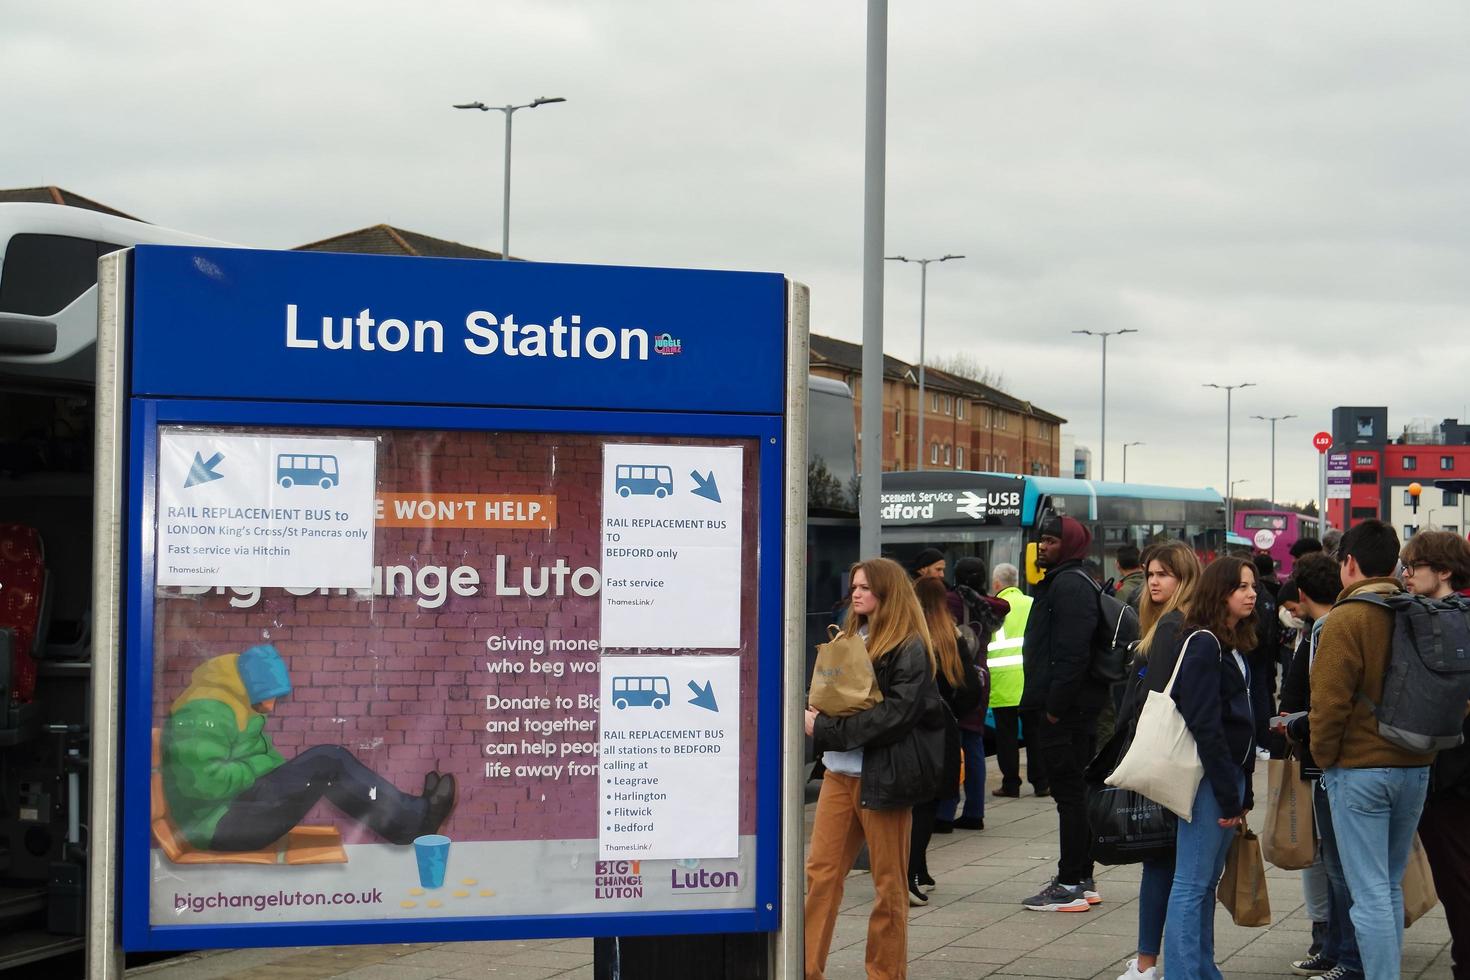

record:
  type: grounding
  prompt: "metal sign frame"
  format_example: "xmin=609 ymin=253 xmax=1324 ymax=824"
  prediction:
xmin=88 ymin=247 xmax=807 ymax=970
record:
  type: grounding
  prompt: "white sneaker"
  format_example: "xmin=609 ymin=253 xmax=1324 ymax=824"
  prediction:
xmin=1116 ymin=958 xmax=1157 ymax=980
xmin=1256 ymin=747 xmax=1272 ymax=761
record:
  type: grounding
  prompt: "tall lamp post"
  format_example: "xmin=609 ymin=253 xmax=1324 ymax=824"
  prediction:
xmin=1072 ymin=328 xmax=1138 ymax=480
xmin=1122 ymin=441 xmax=1144 ymax=483
xmin=886 ymin=253 xmax=964 ymax=470
xmin=453 ymin=95 xmax=567 ymax=260
xmin=1250 ymin=413 xmax=1296 ymax=507
xmin=1204 ymin=382 xmax=1255 ymax=533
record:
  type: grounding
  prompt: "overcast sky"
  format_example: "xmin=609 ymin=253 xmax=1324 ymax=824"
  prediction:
xmin=6 ymin=1 xmax=1468 ymax=505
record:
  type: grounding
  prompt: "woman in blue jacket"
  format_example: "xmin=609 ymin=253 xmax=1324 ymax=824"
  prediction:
xmin=1163 ymin=556 xmax=1259 ymax=980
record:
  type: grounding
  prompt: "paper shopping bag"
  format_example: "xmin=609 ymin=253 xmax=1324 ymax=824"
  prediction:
xmin=1404 ymin=832 xmax=1439 ymax=928
xmin=1217 ymin=822 xmax=1272 ymax=927
xmin=808 ymin=626 xmax=883 ymax=717
xmin=1261 ymin=750 xmax=1316 ymax=870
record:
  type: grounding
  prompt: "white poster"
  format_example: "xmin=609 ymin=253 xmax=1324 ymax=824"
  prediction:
xmin=598 ymin=655 xmax=740 ymax=860
xmin=599 ymin=444 xmax=743 ymax=649
xmin=156 ymin=430 xmax=376 ymax=588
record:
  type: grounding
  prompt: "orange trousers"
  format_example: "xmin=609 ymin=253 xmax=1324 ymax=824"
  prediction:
xmin=804 ymin=771 xmax=912 ymax=980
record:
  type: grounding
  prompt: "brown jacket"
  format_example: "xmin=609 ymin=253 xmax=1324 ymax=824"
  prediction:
xmin=1309 ymin=577 xmax=1436 ymax=770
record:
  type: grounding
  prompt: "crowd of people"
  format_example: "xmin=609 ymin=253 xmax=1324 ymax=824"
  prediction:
xmin=802 ymin=518 xmax=1470 ymax=980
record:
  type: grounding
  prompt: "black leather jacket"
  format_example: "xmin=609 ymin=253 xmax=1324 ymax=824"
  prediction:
xmin=812 ymin=636 xmax=946 ymax=810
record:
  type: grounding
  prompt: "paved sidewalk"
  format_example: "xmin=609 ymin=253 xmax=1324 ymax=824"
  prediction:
xmin=130 ymin=767 xmax=1455 ymax=979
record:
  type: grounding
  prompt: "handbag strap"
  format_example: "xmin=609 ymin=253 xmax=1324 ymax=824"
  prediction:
xmin=1162 ymin=630 xmax=1216 ymax=697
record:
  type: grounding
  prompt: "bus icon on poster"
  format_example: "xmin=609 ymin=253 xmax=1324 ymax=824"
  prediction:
xmin=611 ymin=676 xmax=672 ymax=710
xmin=614 ymin=464 xmax=673 ymax=499
xmin=276 ymin=453 xmax=340 ymax=489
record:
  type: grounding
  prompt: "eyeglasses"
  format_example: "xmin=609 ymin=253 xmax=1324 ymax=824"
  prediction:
xmin=1404 ymin=561 xmax=1439 ymax=574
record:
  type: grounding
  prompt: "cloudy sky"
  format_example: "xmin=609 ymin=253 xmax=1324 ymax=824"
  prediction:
xmin=6 ymin=1 xmax=1468 ymax=505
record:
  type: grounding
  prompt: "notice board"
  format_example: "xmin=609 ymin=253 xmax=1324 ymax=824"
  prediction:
xmin=118 ymin=246 xmax=795 ymax=950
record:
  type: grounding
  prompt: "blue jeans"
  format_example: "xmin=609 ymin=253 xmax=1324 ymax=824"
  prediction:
xmin=937 ymin=729 xmax=986 ymax=822
xmin=1164 ymin=772 xmax=1242 ymax=980
xmin=1137 ymin=854 xmax=1174 ymax=957
xmin=1313 ymin=780 xmax=1362 ymax=973
xmin=1323 ymin=765 xmax=1430 ymax=980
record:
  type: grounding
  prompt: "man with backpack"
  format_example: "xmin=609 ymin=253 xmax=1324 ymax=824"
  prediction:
xmin=1311 ymin=520 xmax=1435 ymax=980
xmin=1019 ymin=514 xmax=1105 ymax=912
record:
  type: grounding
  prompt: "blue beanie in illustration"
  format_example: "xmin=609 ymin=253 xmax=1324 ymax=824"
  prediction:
xmin=237 ymin=644 xmax=292 ymax=703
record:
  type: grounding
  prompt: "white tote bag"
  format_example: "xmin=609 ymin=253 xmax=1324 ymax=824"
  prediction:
xmin=1105 ymin=630 xmax=1209 ymax=821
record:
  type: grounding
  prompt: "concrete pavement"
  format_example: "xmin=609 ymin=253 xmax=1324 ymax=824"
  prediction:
xmin=128 ymin=766 xmax=1455 ymax=979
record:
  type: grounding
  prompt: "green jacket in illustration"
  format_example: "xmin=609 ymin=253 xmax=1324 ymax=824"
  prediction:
xmin=161 ymin=654 xmax=284 ymax=848
xmin=988 ymin=587 xmax=1034 ymax=709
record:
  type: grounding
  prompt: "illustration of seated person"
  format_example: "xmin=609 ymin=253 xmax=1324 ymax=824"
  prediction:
xmin=154 ymin=644 xmax=455 ymax=865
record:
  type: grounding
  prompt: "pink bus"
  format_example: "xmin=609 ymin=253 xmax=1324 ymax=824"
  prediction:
xmin=1234 ymin=508 xmax=1323 ymax=576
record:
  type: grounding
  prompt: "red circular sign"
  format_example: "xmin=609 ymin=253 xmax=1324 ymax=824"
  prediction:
xmin=1313 ymin=431 xmax=1332 ymax=453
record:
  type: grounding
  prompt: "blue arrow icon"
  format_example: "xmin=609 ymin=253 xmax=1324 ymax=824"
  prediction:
xmin=687 ymin=680 xmax=719 ymax=713
xmin=690 ymin=470 xmax=721 ymax=503
xmin=184 ymin=452 xmax=225 ymax=488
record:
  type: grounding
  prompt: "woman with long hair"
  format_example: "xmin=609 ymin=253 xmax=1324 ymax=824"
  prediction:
xmin=1162 ymin=556 xmax=1259 ymax=980
xmin=1114 ymin=540 xmax=1203 ymax=980
xmin=908 ymin=576 xmax=982 ymax=905
xmin=804 ymin=558 xmax=945 ymax=980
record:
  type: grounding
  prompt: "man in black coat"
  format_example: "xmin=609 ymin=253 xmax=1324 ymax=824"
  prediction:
xmin=1019 ymin=514 xmax=1105 ymax=912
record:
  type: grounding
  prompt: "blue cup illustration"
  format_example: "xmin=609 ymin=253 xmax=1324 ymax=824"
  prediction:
xmin=413 ymin=834 xmax=451 ymax=889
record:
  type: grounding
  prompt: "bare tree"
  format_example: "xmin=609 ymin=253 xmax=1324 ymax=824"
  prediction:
xmin=927 ymin=352 xmax=1008 ymax=392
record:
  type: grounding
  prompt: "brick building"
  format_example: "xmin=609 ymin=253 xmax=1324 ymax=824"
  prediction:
xmin=807 ymin=334 xmax=1064 ymax=476
xmin=1325 ymin=406 xmax=1470 ymax=537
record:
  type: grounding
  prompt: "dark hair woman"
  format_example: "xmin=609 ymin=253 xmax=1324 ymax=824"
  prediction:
xmin=804 ymin=558 xmax=946 ymax=980
xmin=908 ymin=576 xmax=982 ymax=905
xmin=1161 ymin=556 xmax=1259 ymax=979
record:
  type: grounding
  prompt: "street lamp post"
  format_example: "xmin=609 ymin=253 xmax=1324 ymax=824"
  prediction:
xmin=886 ymin=254 xmax=964 ymax=470
xmin=1231 ymin=478 xmax=1251 ymax=520
xmin=453 ymin=95 xmax=567 ymax=260
xmin=1072 ymin=329 xmax=1138 ymax=480
xmin=1204 ymin=381 xmax=1256 ymax=532
xmin=1122 ymin=441 xmax=1144 ymax=483
xmin=1250 ymin=413 xmax=1297 ymax=507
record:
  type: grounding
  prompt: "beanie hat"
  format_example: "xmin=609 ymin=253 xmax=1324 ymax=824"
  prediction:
xmin=954 ymin=556 xmax=989 ymax=591
xmin=1056 ymin=516 xmax=1093 ymax=564
xmin=237 ymin=644 xmax=292 ymax=703
xmin=908 ymin=548 xmax=945 ymax=575
xmin=1038 ymin=513 xmax=1063 ymax=540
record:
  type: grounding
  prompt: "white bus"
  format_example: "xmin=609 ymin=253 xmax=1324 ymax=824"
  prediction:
xmin=0 ymin=202 xmax=225 ymax=970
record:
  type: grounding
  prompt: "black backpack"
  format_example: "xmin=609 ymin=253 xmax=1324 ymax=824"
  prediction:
xmin=1338 ymin=591 xmax=1470 ymax=753
xmin=1067 ymin=569 xmax=1141 ymax=684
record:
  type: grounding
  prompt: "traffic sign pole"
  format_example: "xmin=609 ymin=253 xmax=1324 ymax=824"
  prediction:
xmin=1314 ymin=431 xmax=1332 ymax=535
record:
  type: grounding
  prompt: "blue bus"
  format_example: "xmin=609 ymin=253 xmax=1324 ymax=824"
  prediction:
xmin=881 ymin=471 xmax=1226 ymax=585
xmin=275 ymin=452 xmax=339 ymax=489
xmin=614 ymin=464 xmax=674 ymax=498
xmin=611 ymin=675 xmax=672 ymax=710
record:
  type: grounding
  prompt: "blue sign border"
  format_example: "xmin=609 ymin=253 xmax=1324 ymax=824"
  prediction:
xmin=118 ymin=248 xmax=791 ymax=951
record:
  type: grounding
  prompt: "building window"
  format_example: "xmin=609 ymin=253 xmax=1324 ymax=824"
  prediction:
xmin=930 ymin=442 xmax=939 ymax=464
xmin=1352 ymin=471 xmax=1377 ymax=484
xmin=893 ymin=407 xmax=901 ymax=435
xmin=1404 ymin=490 xmax=1417 ymax=506
xmin=998 ymin=455 xmax=1007 ymax=471
xmin=1442 ymin=456 xmax=1455 ymax=471
xmin=1351 ymin=506 xmax=1377 ymax=519
xmin=956 ymin=446 xmax=965 ymax=468
xmin=1356 ymin=415 xmax=1375 ymax=438
xmin=1405 ymin=525 xmax=1419 ymax=538
xmin=1403 ymin=455 xmax=1418 ymax=471
xmin=1445 ymin=525 xmax=1461 ymax=534
xmin=999 ymin=413 xmax=1009 ymax=431
xmin=957 ymin=400 xmax=965 ymax=421
xmin=943 ymin=395 xmax=952 ymax=415
xmin=931 ymin=392 xmax=939 ymax=412
xmin=944 ymin=444 xmax=952 ymax=465
xmin=1445 ymin=490 xmax=1460 ymax=507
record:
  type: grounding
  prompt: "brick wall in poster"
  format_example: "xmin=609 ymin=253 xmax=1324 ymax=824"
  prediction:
xmin=151 ymin=428 xmax=761 ymax=845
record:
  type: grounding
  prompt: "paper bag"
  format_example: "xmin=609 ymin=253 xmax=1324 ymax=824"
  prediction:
xmin=1261 ymin=751 xmax=1316 ymax=870
xmin=808 ymin=626 xmax=883 ymax=717
xmin=1404 ymin=832 xmax=1439 ymax=928
xmin=1217 ymin=822 xmax=1272 ymax=927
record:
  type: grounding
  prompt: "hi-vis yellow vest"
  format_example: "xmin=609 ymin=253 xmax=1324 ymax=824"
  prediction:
xmin=989 ymin=587 xmax=1033 ymax=709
